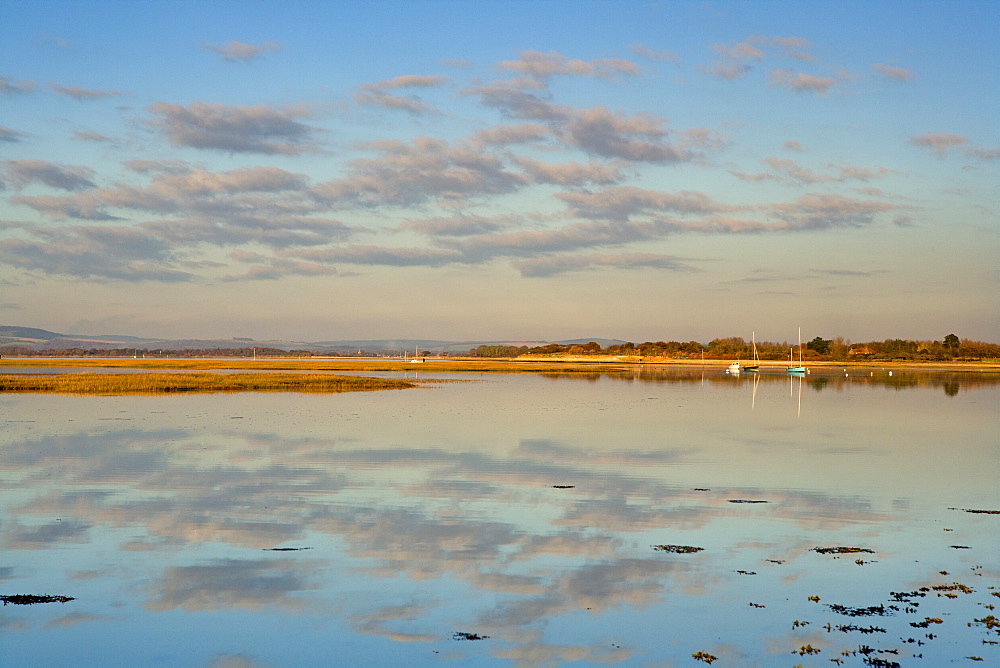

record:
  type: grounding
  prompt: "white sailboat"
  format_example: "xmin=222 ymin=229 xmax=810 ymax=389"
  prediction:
xmin=787 ymin=327 xmax=806 ymax=374
xmin=744 ymin=332 xmax=760 ymax=371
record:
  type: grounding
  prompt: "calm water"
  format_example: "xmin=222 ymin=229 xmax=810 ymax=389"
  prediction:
xmin=2 ymin=368 xmax=998 ymax=666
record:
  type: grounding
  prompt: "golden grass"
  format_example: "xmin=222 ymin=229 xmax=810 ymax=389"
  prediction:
xmin=0 ymin=358 xmax=634 ymax=374
xmin=2 ymin=356 xmax=996 ymax=373
xmin=0 ymin=372 xmax=415 ymax=396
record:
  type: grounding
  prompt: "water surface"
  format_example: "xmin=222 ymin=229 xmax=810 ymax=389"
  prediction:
xmin=2 ymin=368 xmax=997 ymax=666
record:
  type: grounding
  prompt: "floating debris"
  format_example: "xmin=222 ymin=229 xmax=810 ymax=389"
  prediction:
xmin=827 ymin=603 xmax=891 ymax=617
xmin=909 ymin=617 xmax=943 ymax=628
xmin=652 ymin=544 xmax=703 ymax=554
xmin=749 ymin=602 xmax=766 ymax=608
xmin=693 ymin=488 xmax=711 ymax=492
xmin=950 ymin=508 xmax=1000 ymax=515
xmin=692 ymin=650 xmax=718 ymax=664
xmin=551 ymin=485 xmax=575 ymax=489
xmin=969 ymin=615 xmax=998 ymax=632
xmin=735 ymin=570 xmax=757 ymax=575
xmin=728 ymin=499 xmax=769 ymax=504
xmin=262 ymin=547 xmax=313 ymax=551
xmin=452 ymin=632 xmax=489 ymax=641
xmin=836 ymin=624 xmax=886 ymax=634
xmin=950 ymin=545 xmax=972 ymax=549
xmin=1 ymin=594 xmax=75 ymax=605
xmin=813 ymin=546 xmax=875 ymax=555
xmin=931 ymin=582 xmax=973 ymax=595
xmin=889 ymin=590 xmax=926 ymax=602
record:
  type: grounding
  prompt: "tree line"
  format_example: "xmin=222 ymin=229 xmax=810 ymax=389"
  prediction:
xmin=468 ymin=334 xmax=1000 ymax=362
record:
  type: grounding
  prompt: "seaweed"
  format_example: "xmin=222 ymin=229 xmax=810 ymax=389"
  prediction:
xmin=835 ymin=624 xmax=885 ymax=634
xmin=2 ymin=594 xmax=75 ymax=605
xmin=652 ymin=544 xmax=703 ymax=554
xmin=813 ymin=546 xmax=875 ymax=555
xmin=263 ymin=547 xmax=313 ymax=551
xmin=827 ymin=603 xmax=892 ymax=617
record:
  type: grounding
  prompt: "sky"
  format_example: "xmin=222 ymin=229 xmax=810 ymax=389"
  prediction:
xmin=1 ymin=0 xmax=998 ymax=344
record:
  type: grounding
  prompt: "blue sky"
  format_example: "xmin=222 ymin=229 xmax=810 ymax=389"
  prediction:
xmin=1 ymin=0 xmax=997 ymax=343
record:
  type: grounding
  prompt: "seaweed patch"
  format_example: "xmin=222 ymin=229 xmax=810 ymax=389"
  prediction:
xmin=652 ymin=544 xmax=703 ymax=554
xmin=2 ymin=594 xmax=75 ymax=605
xmin=813 ymin=546 xmax=875 ymax=555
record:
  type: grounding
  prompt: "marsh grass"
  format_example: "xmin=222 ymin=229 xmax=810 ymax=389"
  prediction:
xmin=0 ymin=372 xmax=415 ymax=396
xmin=0 ymin=358 xmax=633 ymax=374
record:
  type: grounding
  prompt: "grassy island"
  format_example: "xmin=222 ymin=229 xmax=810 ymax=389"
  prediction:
xmin=0 ymin=372 xmax=415 ymax=396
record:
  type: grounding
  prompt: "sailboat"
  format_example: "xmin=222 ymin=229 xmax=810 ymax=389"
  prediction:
xmin=787 ymin=327 xmax=806 ymax=374
xmin=743 ymin=332 xmax=760 ymax=371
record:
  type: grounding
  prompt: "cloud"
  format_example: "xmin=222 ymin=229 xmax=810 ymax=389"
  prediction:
xmin=0 ymin=225 xmax=192 ymax=281
xmin=36 ymin=33 xmax=72 ymax=49
xmin=9 ymin=193 xmax=115 ymax=219
xmin=968 ymin=146 xmax=1000 ymax=160
xmin=767 ymin=70 xmax=835 ymax=95
xmin=628 ymin=44 xmax=679 ymax=64
xmin=4 ymin=519 xmax=91 ymax=549
xmin=871 ymin=63 xmax=913 ymax=81
xmin=555 ymin=187 xmax=733 ymax=221
xmin=312 ymin=136 xmax=528 ymax=207
xmin=462 ymin=79 xmax=570 ymax=121
xmin=353 ymin=75 xmax=448 ymax=115
xmin=562 ymin=106 xmax=696 ymax=162
xmin=513 ymin=252 xmax=699 ymax=277
xmin=220 ymin=256 xmax=340 ymax=281
xmin=498 ymin=50 xmax=638 ymax=79
xmin=768 ymin=193 xmax=894 ymax=230
xmin=48 ymin=83 xmax=124 ymax=100
xmin=765 ymin=36 xmax=815 ymax=61
xmin=3 ymin=159 xmax=97 ymax=191
xmin=205 ymin=40 xmax=280 ymax=62
xmin=73 ymin=131 xmax=114 ymax=143
xmin=6 ymin=160 xmax=355 ymax=258
xmin=0 ymin=125 xmax=26 ymax=143
xmin=124 ymin=159 xmax=191 ymax=174
xmin=146 ymin=166 xmax=310 ymax=196
xmin=515 ymin=157 xmax=622 ymax=186
xmin=146 ymin=558 xmax=314 ymax=611
xmin=147 ymin=101 xmax=319 ymax=154
xmin=468 ymin=123 xmax=551 ymax=148
xmin=447 ymin=219 xmax=681 ymax=260
xmin=0 ymin=75 xmax=37 ymax=95
xmin=909 ymin=132 xmax=968 ymax=157
xmin=737 ymin=157 xmax=895 ymax=185
xmin=399 ymin=214 xmax=510 ymax=238
xmin=285 ymin=244 xmax=464 ymax=268
xmin=705 ymin=40 xmax=764 ymax=79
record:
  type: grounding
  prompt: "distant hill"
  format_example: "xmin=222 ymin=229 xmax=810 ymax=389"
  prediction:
xmin=0 ymin=326 xmax=66 ymax=341
xmin=0 ymin=325 xmax=624 ymax=355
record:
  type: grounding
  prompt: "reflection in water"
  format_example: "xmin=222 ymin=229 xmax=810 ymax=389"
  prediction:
xmin=1 ymin=371 xmax=998 ymax=666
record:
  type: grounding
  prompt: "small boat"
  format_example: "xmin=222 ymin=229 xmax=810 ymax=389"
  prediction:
xmin=727 ymin=361 xmax=742 ymax=374
xmin=787 ymin=327 xmax=806 ymax=374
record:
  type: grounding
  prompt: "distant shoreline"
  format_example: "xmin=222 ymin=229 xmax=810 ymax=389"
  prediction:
xmin=2 ymin=356 xmax=998 ymax=373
